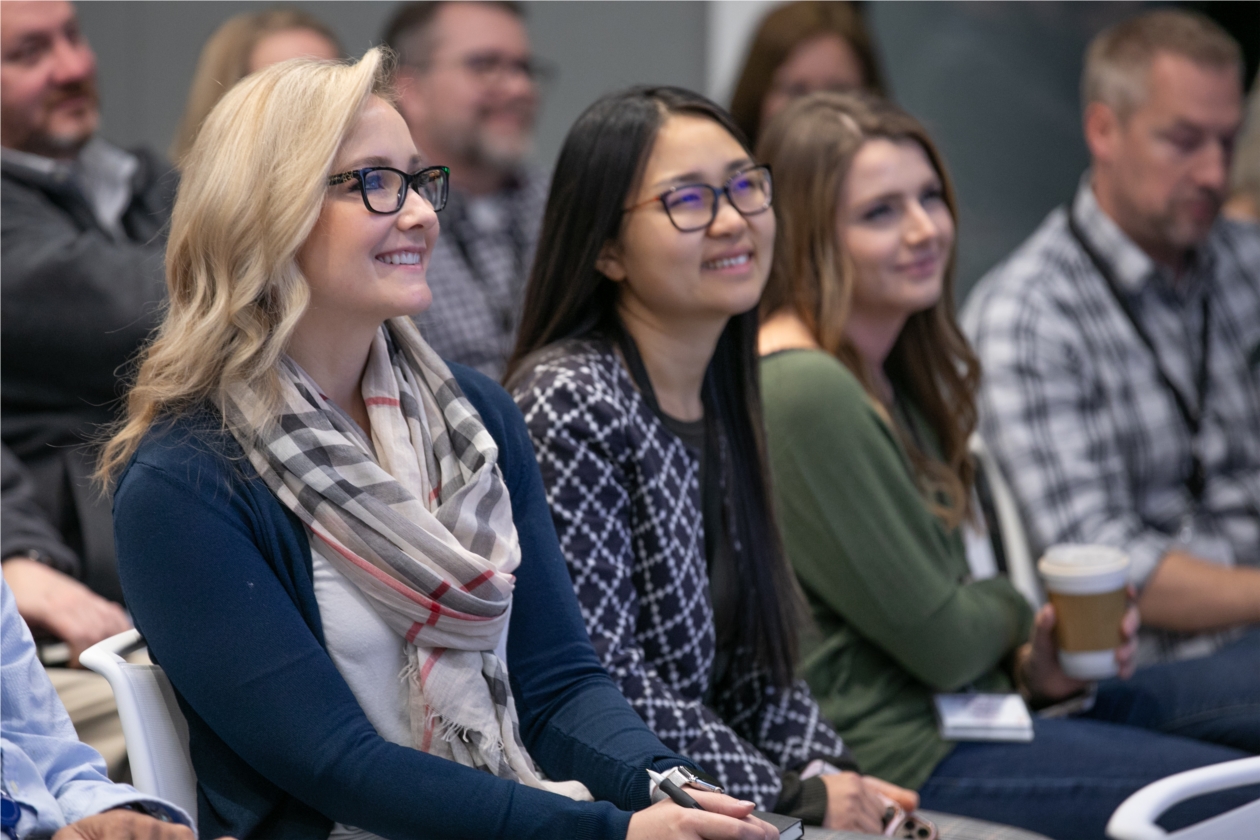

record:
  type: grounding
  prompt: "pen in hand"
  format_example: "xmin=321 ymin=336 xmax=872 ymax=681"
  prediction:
xmin=647 ymin=769 xmax=705 ymax=810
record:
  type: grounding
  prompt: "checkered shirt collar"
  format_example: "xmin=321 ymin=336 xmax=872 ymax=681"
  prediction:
xmin=1071 ymin=174 xmax=1217 ymax=300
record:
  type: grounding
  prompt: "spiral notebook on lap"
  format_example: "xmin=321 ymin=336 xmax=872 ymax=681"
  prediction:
xmin=752 ymin=810 xmax=804 ymax=840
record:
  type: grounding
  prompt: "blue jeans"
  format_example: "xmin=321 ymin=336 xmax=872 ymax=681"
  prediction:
xmin=1084 ymin=627 xmax=1260 ymax=753
xmin=920 ymin=630 xmax=1260 ymax=839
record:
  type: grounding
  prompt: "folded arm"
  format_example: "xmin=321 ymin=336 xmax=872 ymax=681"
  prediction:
xmin=763 ymin=353 xmax=1032 ymax=692
xmin=969 ymin=290 xmax=1260 ymax=631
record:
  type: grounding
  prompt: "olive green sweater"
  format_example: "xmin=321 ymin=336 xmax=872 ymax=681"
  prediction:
xmin=761 ymin=349 xmax=1034 ymax=790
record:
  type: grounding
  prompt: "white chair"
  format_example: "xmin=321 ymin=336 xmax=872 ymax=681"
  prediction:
xmin=79 ymin=630 xmax=198 ymax=819
xmin=969 ymin=434 xmax=1044 ymax=607
xmin=1107 ymin=756 xmax=1260 ymax=840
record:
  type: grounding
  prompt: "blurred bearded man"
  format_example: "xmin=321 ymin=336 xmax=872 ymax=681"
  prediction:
xmin=384 ymin=1 xmax=551 ymax=377
xmin=1 ymin=0 xmax=175 ymax=777
xmin=965 ymin=10 xmax=1260 ymax=669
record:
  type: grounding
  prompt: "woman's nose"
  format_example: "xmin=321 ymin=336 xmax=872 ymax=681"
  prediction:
xmin=397 ymin=185 xmax=439 ymax=230
xmin=903 ymin=200 xmax=940 ymax=246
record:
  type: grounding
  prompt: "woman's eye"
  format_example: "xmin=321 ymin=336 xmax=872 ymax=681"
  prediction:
xmin=860 ymin=203 xmax=894 ymax=222
xmin=666 ymin=189 xmax=707 ymax=210
xmin=922 ymin=187 xmax=946 ymax=205
xmin=362 ymin=174 xmax=386 ymax=191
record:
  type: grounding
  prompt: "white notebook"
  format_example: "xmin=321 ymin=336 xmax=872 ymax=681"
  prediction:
xmin=933 ymin=693 xmax=1034 ymax=742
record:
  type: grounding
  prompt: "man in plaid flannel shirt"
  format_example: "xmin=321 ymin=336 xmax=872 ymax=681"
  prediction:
xmin=964 ymin=10 xmax=1260 ymax=666
xmin=385 ymin=2 xmax=550 ymax=378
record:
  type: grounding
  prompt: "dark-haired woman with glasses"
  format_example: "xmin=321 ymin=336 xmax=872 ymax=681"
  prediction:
xmin=101 ymin=52 xmax=780 ymax=840
xmin=504 ymin=85 xmax=957 ymax=835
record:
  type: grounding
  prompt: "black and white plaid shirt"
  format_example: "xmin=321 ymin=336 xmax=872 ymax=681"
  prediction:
xmin=414 ymin=167 xmax=549 ymax=379
xmin=963 ymin=177 xmax=1260 ymax=663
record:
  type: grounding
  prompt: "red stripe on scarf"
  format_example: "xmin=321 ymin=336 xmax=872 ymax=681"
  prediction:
xmin=314 ymin=531 xmax=497 ymax=622
xmin=364 ymin=396 xmax=401 ymax=407
xmin=462 ymin=570 xmax=494 ymax=592
xmin=431 ymin=580 xmax=451 ymax=601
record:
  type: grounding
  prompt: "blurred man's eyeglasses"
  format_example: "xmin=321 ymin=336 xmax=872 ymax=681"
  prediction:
xmin=405 ymin=52 xmax=557 ymax=87
xmin=326 ymin=166 xmax=450 ymax=214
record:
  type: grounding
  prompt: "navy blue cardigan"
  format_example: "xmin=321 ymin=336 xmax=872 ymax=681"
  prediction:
xmin=112 ymin=364 xmax=692 ymax=840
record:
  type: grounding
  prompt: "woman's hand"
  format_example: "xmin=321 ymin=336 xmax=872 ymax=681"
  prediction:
xmin=626 ymin=791 xmax=775 ymax=840
xmin=819 ymin=772 xmax=917 ymax=833
xmin=1018 ymin=587 xmax=1141 ymax=701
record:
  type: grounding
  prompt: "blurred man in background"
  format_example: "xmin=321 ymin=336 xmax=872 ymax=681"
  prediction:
xmin=1 ymin=0 xmax=175 ymax=775
xmin=965 ymin=10 xmax=1260 ymax=668
xmin=383 ymin=1 xmax=550 ymax=378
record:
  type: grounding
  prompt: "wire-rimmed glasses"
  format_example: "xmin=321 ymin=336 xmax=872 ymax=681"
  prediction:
xmin=626 ymin=165 xmax=773 ymax=232
xmin=326 ymin=165 xmax=450 ymax=214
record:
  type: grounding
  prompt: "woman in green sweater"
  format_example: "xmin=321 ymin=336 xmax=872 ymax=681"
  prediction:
xmin=754 ymin=92 xmax=1255 ymax=840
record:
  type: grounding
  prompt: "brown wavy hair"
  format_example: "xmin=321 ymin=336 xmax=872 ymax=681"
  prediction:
xmin=757 ymin=91 xmax=978 ymax=528
xmin=729 ymin=1 xmax=885 ymax=144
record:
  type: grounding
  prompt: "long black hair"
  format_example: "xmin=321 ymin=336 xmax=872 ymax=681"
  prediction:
xmin=505 ymin=86 xmax=802 ymax=688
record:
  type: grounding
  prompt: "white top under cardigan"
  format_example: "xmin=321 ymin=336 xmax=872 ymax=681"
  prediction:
xmin=312 ymin=553 xmax=511 ymax=840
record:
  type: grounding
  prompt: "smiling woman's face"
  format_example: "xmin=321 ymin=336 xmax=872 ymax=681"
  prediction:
xmin=601 ymin=113 xmax=775 ymax=331
xmin=296 ymin=96 xmax=440 ymax=330
xmin=838 ymin=137 xmax=953 ymax=322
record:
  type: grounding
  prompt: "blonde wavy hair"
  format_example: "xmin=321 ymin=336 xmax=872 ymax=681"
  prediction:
xmin=99 ymin=48 xmax=393 ymax=482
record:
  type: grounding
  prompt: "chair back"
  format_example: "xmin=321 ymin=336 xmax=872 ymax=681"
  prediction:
xmin=79 ymin=630 xmax=198 ymax=819
xmin=970 ymin=434 xmax=1044 ymax=607
xmin=1107 ymin=755 xmax=1260 ymax=840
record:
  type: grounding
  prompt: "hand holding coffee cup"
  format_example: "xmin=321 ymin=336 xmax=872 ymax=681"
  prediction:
xmin=1037 ymin=545 xmax=1133 ymax=680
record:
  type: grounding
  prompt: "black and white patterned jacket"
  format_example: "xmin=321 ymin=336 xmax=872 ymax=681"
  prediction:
xmin=511 ymin=338 xmax=848 ymax=808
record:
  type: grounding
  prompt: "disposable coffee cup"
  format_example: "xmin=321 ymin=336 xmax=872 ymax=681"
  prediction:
xmin=1037 ymin=545 xmax=1130 ymax=680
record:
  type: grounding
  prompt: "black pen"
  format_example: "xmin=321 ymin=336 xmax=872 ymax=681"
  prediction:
xmin=647 ymin=769 xmax=705 ymax=810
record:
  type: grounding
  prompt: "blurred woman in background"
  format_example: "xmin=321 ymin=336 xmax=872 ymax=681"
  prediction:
xmin=756 ymin=90 xmax=1258 ymax=840
xmin=729 ymin=1 xmax=885 ymax=145
xmin=170 ymin=7 xmax=341 ymax=162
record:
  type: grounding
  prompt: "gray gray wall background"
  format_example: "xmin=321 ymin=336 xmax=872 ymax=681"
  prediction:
xmin=77 ymin=1 xmax=706 ymax=170
xmin=75 ymin=1 xmax=1151 ymax=299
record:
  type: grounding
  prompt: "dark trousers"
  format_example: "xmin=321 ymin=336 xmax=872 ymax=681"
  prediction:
xmin=919 ymin=628 xmax=1260 ymax=839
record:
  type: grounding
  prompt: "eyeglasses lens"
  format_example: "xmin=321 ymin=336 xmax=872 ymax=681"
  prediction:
xmin=363 ymin=169 xmax=406 ymax=213
xmin=414 ymin=169 xmax=448 ymax=212
xmin=729 ymin=168 xmax=772 ymax=214
xmin=663 ymin=168 xmax=772 ymax=232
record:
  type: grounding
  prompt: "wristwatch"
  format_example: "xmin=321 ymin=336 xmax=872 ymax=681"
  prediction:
xmin=648 ymin=766 xmax=725 ymax=804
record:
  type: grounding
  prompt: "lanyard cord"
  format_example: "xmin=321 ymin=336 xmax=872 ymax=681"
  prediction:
xmin=1065 ymin=209 xmax=1211 ymax=504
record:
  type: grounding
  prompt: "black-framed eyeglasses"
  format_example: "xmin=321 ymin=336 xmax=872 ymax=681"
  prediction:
xmin=403 ymin=52 xmax=557 ymax=87
xmin=326 ymin=165 xmax=450 ymax=214
xmin=626 ymin=165 xmax=773 ymax=232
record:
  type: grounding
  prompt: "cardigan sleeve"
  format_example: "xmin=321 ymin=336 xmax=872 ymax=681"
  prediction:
xmin=113 ymin=412 xmax=649 ymax=840
xmin=761 ymin=352 xmax=1034 ymax=693
xmin=512 ymin=360 xmax=794 ymax=811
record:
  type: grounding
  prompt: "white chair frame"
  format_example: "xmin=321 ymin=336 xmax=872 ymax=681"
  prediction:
xmin=969 ymin=433 xmax=1044 ymax=607
xmin=1107 ymin=755 xmax=1260 ymax=840
xmin=79 ymin=629 xmax=198 ymax=819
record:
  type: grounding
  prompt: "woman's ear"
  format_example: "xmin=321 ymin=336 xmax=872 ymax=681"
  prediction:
xmin=595 ymin=240 xmax=628 ymax=282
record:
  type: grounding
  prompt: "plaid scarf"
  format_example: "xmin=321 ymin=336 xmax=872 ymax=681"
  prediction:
xmin=224 ymin=318 xmax=590 ymax=800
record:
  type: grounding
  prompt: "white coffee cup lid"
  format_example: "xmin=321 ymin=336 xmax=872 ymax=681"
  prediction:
xmin=1038 ymin=544 xmax=1130 ymax=594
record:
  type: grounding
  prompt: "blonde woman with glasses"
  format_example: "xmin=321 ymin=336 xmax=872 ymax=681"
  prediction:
xmin=99 ymin=49 xmax=774 ymax=840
